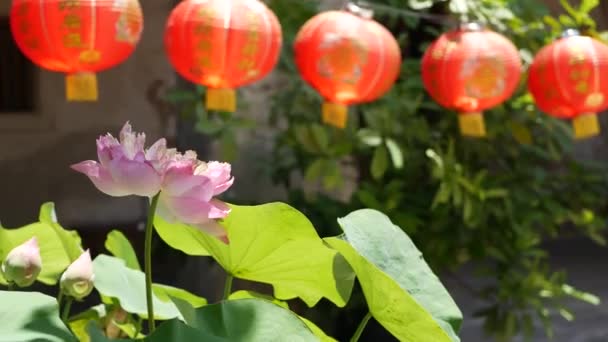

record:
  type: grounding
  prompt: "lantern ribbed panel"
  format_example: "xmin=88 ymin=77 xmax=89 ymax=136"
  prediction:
xmin=528 ymin=35 xmax=608 ymax=119
xmin=421 ymin=28 xmax=522 ymax=114
xmin=293 ymin=11 xmax=402 ymax=106
xmin=164 ymin=0 xmax=282 ymax=89
xmin=10 ymin=0 xmax=143 ymax=73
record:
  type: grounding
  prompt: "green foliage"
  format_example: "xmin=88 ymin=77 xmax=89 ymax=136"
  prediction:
xmin=175 ymin=0 xmax=608 ymax=340
xmin=171 ymin=297 xmax=318 ymax=341
xmin=228 ymin=290 xmax=338 ymax=342
xmin=0 ymin=199 xmax=461 ymax=341
xmin=325 ymin=209 xmax=462 ymax=341
xmin=105 ymin=230 xmax=141 ymax=271
xmin=154 ymin=202 xmax=355 ymax=307
xmin=93 ymin=254 xmax=207 ymax=320
xmin=0 ymin=203 xmax=81 ymax=285
xmin=0 ymin=291 xmax=76 ymax=342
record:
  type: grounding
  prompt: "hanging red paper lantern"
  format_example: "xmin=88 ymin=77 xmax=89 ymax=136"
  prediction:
xmin=10 ymin=0 xmax=143 ymax=101
xmin=164 ymin=0 xmax=282 ymax=113
xmin=293 ymin=3 xmax=402 ymax=128
xmin=528 ymin=30 xmax=608 ymax=139
xmin=421 ymin=23 xmax=522 ymax=137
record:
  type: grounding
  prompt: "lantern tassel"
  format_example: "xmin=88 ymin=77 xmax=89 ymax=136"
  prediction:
xmin=458 ymin=112 xmax=486 ymax=137
xmin=322 ymin=102 xmax=348 ymax=129
xmin=572 ymin=113 xmax=600 ymax=139
xmin=66 ymin=72 xmax=98 ymax=102
xmin=206 ymin=88 xmax=236 ymax=112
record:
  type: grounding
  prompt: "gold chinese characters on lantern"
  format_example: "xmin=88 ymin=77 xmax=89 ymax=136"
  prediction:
xmin=10 ymin=0 xmax=144 ymax=101
xmin=421 ymin=23 xmax=522 ymax=137
xmin=164 ymin=0 xmax=283 ymax=113
xmin=528 ymin=29 xmax=608 ymax=139
xmin=294 ymin=3 xmax=402 ymax=128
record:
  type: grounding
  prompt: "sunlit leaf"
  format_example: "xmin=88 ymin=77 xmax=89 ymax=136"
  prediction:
xmin=0 ymin=203 xmax=82 ymax=285
xmin=171 ymin=297 xmax=317 ymax=341
xmin=0 ymin=291 xmax=75 ymax=342
xmin=92 ymin=255 xmax=207 ymax=320
xmin=155 ymin=202 xmax=354 ymax=307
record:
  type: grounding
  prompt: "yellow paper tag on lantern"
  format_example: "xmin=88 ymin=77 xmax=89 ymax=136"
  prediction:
xmin=322 ymin=102 xmax=348 ymax=129
xmin=206 ymin=88 xmax=236 ymax=112
xmin=572 ymin=113 xmax=600 ymax=139
xmin=458 ymin=112 xmax=486 ymax=137
xmin=66 ymin=73 xmax=98 ymax=102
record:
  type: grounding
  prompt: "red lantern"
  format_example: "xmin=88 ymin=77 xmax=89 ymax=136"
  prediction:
xmin=10 ymin=0 xmax=143 ymax=101
xmin=294 ymin=4 xmax=402 ymax=128
xmin=421 ymin=23 xmax=522 ymax=137
xmin=164 ymin=0 xmax=282 ymax=113
xmin=528 ymin=30 xmax=608 ymax=139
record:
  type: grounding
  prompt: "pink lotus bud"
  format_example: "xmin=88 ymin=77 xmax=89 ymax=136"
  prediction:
xmin=61 ymin=250 xmax=95 ymax=300
xmin=71 ymin=122 xmax=171 ymax=197
xmin=157 ymin=151 xmax=234 ymax=242
xmin=1 ymin=237 xmax=42 ymax=287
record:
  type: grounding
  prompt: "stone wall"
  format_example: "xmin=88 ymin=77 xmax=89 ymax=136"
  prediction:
xmin=0 ymin=0 xmax=177 ymax=227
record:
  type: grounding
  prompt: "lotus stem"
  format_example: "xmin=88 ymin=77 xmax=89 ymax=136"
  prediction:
xmin=223 ymin=274 xmax=234 ymax=300
xmin=350 ymin=312 xmax=372 ymax=342
xmin=144 ymin=193 xmax=160 ymax=332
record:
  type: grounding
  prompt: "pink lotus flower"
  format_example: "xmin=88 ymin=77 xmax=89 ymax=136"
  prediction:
xmin=1 ymin=237 xmax=42 ymax=287
xmin=71 ymin=122 xmax=170 ymax=197
xmin=157 ymin=151 xmax=234 ymax=242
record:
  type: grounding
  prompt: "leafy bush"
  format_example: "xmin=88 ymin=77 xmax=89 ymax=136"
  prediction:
xmin=167 ymin=0 xmax=608 ymax=340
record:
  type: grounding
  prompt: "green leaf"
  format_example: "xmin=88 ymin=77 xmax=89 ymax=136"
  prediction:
xmin=322 ymin=159 xmax=342 ymax=190
xmin=155 ymin=202 xmax=354 ymax=307
xmin=310 ymin=124 xmax=329 ymax=150
xmin=385 ymin=138 xmax=404 ymax=169
xmin=114 ymin=321 xmax=145 ymax=339
xmin=227 ymin=290 xmax=337 ymax=342
xmin=299 ymin=316 xmax=338 ymax=342
xmin=172 ymin=297 xmax=318 ymax=341
xmin=220 ymin=130 xmax=239 ymax=162
xmin=87 ymin=319 xmax=220 ymax=342
xmin=92 ymin=254 xmax=207 ymax=320
xmin=579 ymin=0 xmax=599 ymax=14
xmin=408 ymin=0 xmax=434 ymax=10
xmin=228 ymin=290 xmax=289 ymax=309
xmin=39 ymin=203 xmax=83 ymax=262
xmin=305 ymin=159 xmax=325 ymax=182
xmin=152 ymin=284 xmax=208 ymax=308
xmin=357 ymin=128 xmax=382 ymax=147
xmin=327 ymin=209 xmax=463 ymax=341
xmin=295 ymin=125 xmax=322 ymax=154
xmin=105 ymin=230 xmax=141 ymax=271
xmin=69 ymin=304 xmax=106 ymax=342
xmin=326 ymin=238 xmax=455 ymax=342
xmin=371 ymin=145 xmax=389 ymax=180
xmin=0 ymin=291 xmax=76 ymax=342
xmin=0 ymin=203 xmax=82 ymax=285
xmin=164 ymin=88 xmax=199 ymax=104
